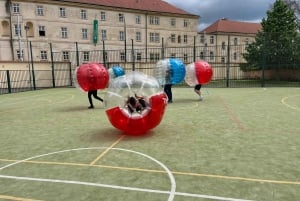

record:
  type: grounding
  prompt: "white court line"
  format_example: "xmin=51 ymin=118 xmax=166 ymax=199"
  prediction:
xmin=0 ymin=174 xmax=254 ymax=201
xmin=0 ymin=147 xmax=255 ymax=201
xmin=0 ymin=147 xmax=176 ymax=201
xmin=281 ymin=95 xmax=300 ymax=111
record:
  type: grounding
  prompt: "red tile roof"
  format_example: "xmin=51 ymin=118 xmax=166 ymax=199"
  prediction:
xmin=201 ymin=19 xmax=262 ymax=34
xmin=57 ymin=0 xmax=198 ymax=17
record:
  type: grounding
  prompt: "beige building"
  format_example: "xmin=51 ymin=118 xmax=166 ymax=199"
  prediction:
xmin=198 ymin=18 xmax=262 ymax=63
xmin=0 ymin=0 xmax=199 ymax=62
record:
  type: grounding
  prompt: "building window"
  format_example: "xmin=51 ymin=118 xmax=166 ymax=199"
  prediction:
xmin=222 ymin=42 xmax=226 ymax=50
xmin=183 ymin=54 xmax=188 ymax=62
xmin=103 ymin=52 xmax=108 ymax=61
xmin=245 ymin=38 xmax=249 ymax=45
xmin=61 ymin=27 xmax=68 ymax=38
xmin=171 ymin=18 xmax=176 ymax=26
xmin=83 ymin=51 xmax=89 ymax=61
xmin=63 ymin=51 xmax=69 ymax=61
xmin=82 ymin=28 xmax=88 ymax=39
xmin=200 ymin=35 xmax=205 ymax=43
xmin=120 ymin=52 xmax=125 ymax=61
xmin=234 ymin=38 xmax=238 ymax=45
xmin=119 ymin=31 xmax=125 ymax=41
xmin=171 ymin=34 xmax=176 ymax=43
xmin=200 ymin=52 xmax=204 ymax=59
xmin=81 ymin=10 xmax=87 ymax=20
xmin=37 ymin=5 xmax=44 ymax=16
xmin=209 ymin=51 xmax=214 ymax=60
xmin=14 ymin=24 xmax=21 ymax=36
xmin=184 ymin=19 xmax=188 ymax=27
xmin=149 ymin=33 xmax=160 ymax=43
xmin=59 ymin=7 xmax=66 ymax=17
xmin=101 ymin=30 xmax=107 ymax=40
xmin=39 ymin=26 xmax=45 ymax=37
xmin=221 ymin=57 xmax=225 ymax=63
xmin=210 ymin=36 xmax=214 ymax=44
xmin=136 ymin=53 xmax=142 ymax=61
xmin=136 ymin=32 xmax=141 ymax=42
xmin=170 ymin=53 xmax=176 ymax=58
xmin=183 ymin=35 xmax=188 ymax=44
xmin=40 ymin=51 xmax=47 ymax=60
xmin=178 ymin=35 xmax=181 ymax=43
xmin=16 ymin=50 xmax=24 ymax=60
xmin=149 ymin=16 xmax=159 ymax=25
xmin=233 ymin=52 xmax=237 ymax=60
xmin=100 ymin=12 xmax=106 ymax=21
xmin=13 ymin=3 xmax=20 ymax=13
xmin=119 ymin=13 xmax=124 ymax=22
xmin=136 ymin=15 xmax=141 ymax=24
xmin=150 ymin=53 xmax=160 ymax=61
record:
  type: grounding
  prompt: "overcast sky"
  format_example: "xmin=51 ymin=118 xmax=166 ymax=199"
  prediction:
xmin=163 ymin=0 xmax=276 ymax=31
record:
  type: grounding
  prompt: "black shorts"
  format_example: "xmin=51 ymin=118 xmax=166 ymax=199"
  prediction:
xmin=194 ymin=84 xmax=202 ymax=90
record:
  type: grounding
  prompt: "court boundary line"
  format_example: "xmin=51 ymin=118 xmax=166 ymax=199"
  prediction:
xmin=0 ymin=147 xmax=176 ymax=201
xmin=281 ymin=95 xmax=300 ymax=111
xmin=0 ymin=174 xmax=254 ymax=201
xmin=1 ymin=158 xmax=298 ymax=185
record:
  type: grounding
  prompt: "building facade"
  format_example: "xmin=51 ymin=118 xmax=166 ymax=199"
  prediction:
xmin=198 ymin=18 xmax=262 ymax=64
xmin=0 ymin=0 xmax=199 ymax=61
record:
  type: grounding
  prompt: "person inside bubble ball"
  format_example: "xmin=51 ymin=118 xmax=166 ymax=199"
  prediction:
xmin=164 ymin=68 xmax=173 ymax=103
xmin=126 ymin=94 xmax=149 ymax=114
xmin=88 ymin=90 xmax=103 ymax=109
xmin=194 ymin=84 xmax=203 ymax=101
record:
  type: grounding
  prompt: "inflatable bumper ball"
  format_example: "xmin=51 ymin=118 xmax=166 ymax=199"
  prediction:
xmin=153 ymin=58 xmax=186 ymax=85
xmin=105 ymin=71 xmax=168 ymax=135
xmin=74 ymin=63 xmax=109 ymax=91
xmin=108 ymin=65 xmax=125 ymax=80
xmin=185 ymin=60 xmax=213 ymax=86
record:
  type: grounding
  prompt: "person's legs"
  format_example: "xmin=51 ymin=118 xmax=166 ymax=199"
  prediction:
xmin=92 ymin=90 xmax=103 ymax=102
xmin=194 ymin=84 xmax=202 ymax=101
xmin=164 ymin=84 xmax=172 ymax=103
xmin=88 ymin=91 xmax=94 ymax=108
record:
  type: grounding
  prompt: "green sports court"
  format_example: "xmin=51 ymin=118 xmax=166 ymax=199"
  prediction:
xmin=0 ymin=87 xmax=299 ymax=201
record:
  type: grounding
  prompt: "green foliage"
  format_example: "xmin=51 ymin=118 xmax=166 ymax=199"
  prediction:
xmin=243 ymin=0 xmax=300 ymax=71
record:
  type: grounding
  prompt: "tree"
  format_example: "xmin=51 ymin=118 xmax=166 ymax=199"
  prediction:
xmin=242 ymin=0 xmax=300 ymax=71
xmin=283 ymin=0 xmax=300 ymax=30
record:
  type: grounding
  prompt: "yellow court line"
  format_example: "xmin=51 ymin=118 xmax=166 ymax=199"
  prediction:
xmin=0 ymin=195 xmax=42 ymax=201
xmin=1 ymin=158 xmax=299 ymax=185
xmin=89 ymin=135 xmax=126 ymax=165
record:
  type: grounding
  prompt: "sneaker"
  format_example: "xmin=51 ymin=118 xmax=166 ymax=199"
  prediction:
xmin=199 ymin=96 xmax=203 ymax=101
xmin=88 ymin=106 xmax=94 ymax=109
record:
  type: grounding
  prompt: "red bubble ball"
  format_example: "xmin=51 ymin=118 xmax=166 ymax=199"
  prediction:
xmin=75 ymin=63 xmax=109 ymax=92
xmin=194 ymin=60 xmax=213 ymax=84
xmin=106 ymin=92 xmax=167 ymax=135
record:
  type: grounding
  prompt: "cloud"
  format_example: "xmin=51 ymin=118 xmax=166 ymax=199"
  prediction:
xmin=164 ymin=0 xmax=275 ymax=30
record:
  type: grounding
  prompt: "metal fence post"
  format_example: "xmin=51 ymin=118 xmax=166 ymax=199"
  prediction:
xmin=50 ymin=43 xmax=56 ymax=88
xmin=6 ymin=70 xmax=11 ymax=93
xmin=30 ymin=41 xmax=36 ymax=90
xmin=193 ymin=36 xmax=196 ymax=62
xmin=226 ymin=35 xmax=230 ymax=87
xmin=131 ymin=39 xmax=135 ymax=71
xmin=75 ymin=42 xmax=79 ymax=67
xmin=102 ymin=40 xmax=107 ymax=67
xmin=161 ymin=37 xmax=165 ymax=59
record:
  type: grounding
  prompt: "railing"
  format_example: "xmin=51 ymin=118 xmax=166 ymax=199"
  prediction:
xmin=1 ymin=41 xmax=300 ymax=95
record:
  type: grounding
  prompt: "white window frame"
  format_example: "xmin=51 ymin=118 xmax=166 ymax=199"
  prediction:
xmin=37 ymin=5 xmax=44 ymax=16
xmin=61 ymin=27 xmax=68 ymax=38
